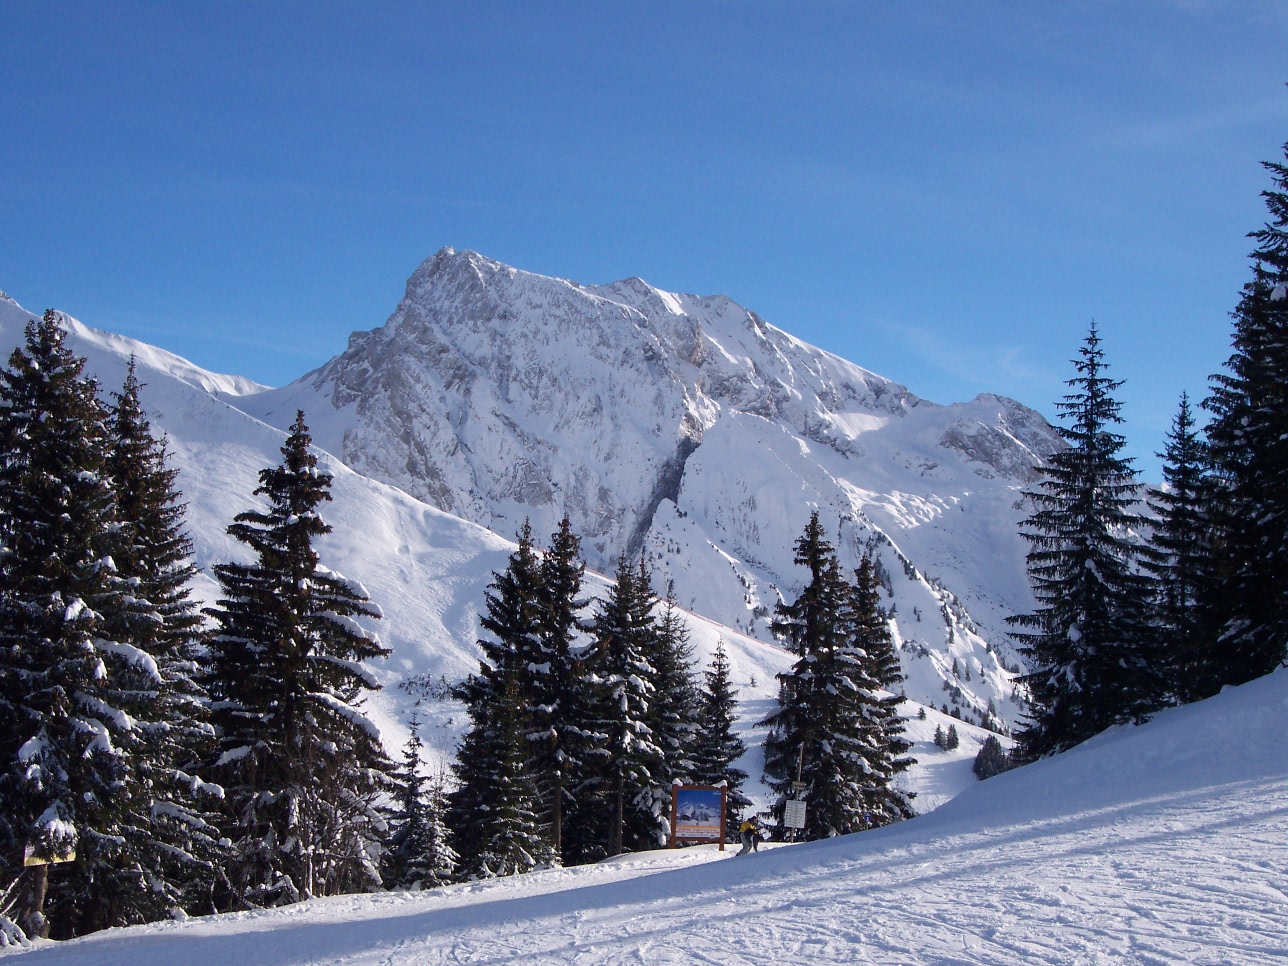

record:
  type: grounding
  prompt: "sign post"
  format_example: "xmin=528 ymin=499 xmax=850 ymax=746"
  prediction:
xmin=669 ymin=784 xmax=728 ymax=851
xmin=783 ymin=798 xmax=807 ymax=833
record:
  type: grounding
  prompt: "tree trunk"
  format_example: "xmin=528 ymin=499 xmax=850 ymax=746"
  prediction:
xmin=611 ymin=778 xmax=624 ymax=857
xmin=18 ymin=865 xmax=49 ymax=940
xmin=551 ymin=771 xmax=563 ymax=859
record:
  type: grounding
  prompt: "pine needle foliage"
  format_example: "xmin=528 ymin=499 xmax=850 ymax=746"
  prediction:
xmin=1008 ymin=325 xmax=1161 ymax=761
xmin=381 ymin=715 xmax=456 ymax=890
xmin=1143 ymin=393 xmax=1219 ymax=703
xmin=205 ymin=411 xmax=392 ymax=909
xmin=90 ymin=361 xmax=225 ymax=924
xmin=582 ymin=557 xmax=666 ymax=856
xmin=690 ymin=639 xmax=749 ymax=825
xmin=1202 ymin=141 xmax=1288 ymax=686
xmin=449 ymin=522 xmax=558 ymax=877
xmin=0 ymin=312 xmax=131 ymax=938
xmin=761 ymin=515 xmax=914 ymax=839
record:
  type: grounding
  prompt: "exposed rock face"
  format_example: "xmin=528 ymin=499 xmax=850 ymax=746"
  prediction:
xmin=242 ymin=248 xmax=1063 ymax=729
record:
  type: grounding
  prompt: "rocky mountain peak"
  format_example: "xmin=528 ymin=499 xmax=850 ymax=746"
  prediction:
xmin=239 ymin=250 xmax=1063 ymax=731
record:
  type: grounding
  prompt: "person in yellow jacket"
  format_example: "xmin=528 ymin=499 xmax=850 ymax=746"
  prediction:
xmin=736 ymin=815 xmax=760 ymax=855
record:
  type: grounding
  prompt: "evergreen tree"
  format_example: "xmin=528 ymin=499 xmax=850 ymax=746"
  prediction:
xmin=449 ymin=682 xmax=554 ymax=879
xmin=973 ymin=735 xmax=1011 ymax=780
xmin=844 ymin=556 xmax=915 ymax=825
xmin=78 ymin=361 xmax=226 ymax=927
xmin=205 ymin=412 xmax=392 ymax=908
xmin=770 ymin=512 xmax=844 ymax=659
xmin=381 ymin=715 xmax=456 ymax=890
xmin=644 ymin=589 xmax=701 ymax=789
xmin=448 ymin=522 xmax=557 ymax=875
xmin=1144 ymin=393 xmax=1218 ymax=702
xmin=944 ymin=724 xmax=959 ymax=751
xmin=0 ymin=312 xmax=142 ymax=939
xmin=533 ymin=516 xmax=590 ymax=863
xmin=1203 ymin=141 xmax=1288 ymax=686
xmin=760 ymin=516 xmax=911 ymax=838
xmin=1008 ymin=324 xmax=1161 ymax=761
xmin=689 ymin=639 xmax=750 ymax=826
xmin=581 ymin=557 xmax=665 ymax=856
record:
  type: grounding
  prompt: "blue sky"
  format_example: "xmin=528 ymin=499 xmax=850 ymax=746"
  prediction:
xmin=2 ymin=3 xmax=1286 ymax=478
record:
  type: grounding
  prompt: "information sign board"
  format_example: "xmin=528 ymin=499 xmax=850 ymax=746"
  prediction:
xmin=669 ymin=785 xmax=728 ymax=850
xmin=783 ymin=798 xmax=807 ymax=830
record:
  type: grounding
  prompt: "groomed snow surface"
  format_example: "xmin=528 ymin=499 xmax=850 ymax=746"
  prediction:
xmin=9 ymin=669 xmax=1285 ymax=966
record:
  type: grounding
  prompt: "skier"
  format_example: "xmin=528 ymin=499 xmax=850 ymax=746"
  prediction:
xmin=736 ymin=816 xmax=760 ymax=855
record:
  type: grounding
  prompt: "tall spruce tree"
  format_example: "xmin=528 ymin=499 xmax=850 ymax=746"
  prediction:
xmin=381 ymin=715 xmax=456 ymax=890
xmin=205 ymin=412 xmax=392 ymax=908
xmin=1144 ymin=393 xmax=1218 ymax=702
xmin=844 ymin=556 xmax=915 ymax=825
xmin=1203 ymin=141 xmax=1288 ymax=686
xmin=449 ymin=681 xmax=554 ymax=879
xmin=582 ymin=557 xmax=665 ymax=856
xmin=70 ymin=361 xmax=226 ymax=928
xmin=644 ymin=589 xmax=701 ymax=789
xmin=1008 ymin=324 xmax=1160 ymax=761
xmin=0 ymin=312 xmax=138 ymax=938
xmin=449 ymin=523 xmax=557 ymax=876
xmin=533 ymin=517 xmax=589 ymax=863
xmin=689 ymin=639 xmax=750 ymax=826
xmin=761 ymin=515 xmax=905 ymax=838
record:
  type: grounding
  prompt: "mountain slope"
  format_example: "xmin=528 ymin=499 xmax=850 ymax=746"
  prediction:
xmin=0 ymin=294 xmax=802 ymax=797
xmin=0 ymin=282 xmax=1024 ymax=804
xmin=9 ymin=668 xmax=1284 ymax=965
xmin=240 ymin=249 xmax=1061 ymax=729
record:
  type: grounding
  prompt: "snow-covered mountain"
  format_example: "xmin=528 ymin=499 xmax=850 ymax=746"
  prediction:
xmin=240 ymin=249 xmax=1060 ymax=731
xmin=0 ymin=287 xmax=996 ymax=811
xmin=0 ymin=255 xmax=1053 ymax=805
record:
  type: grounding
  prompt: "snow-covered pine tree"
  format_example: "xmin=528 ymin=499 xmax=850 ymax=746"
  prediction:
xmin=449 ymin=522 xmax=556 ymax=875
xmin=1203 ymin=142 xmax=1288 ymax=687
xmin=1143 ymin=393 xmax=1219 ymax=703
xmin=760 ymin=514 xmax=884 ymax=839
xmin=449 ymin=681 xmax=554 ymax=879
xmin=205 ymin=411 xmax=392 ymax=909
xmin=770 ymin=512 xmax=843 ymax=659
xmin=973 ymin=735 xmax=1011 ymax=780
xmin=381 ymin=715 xmax=456 ymax=890
xmin=643 ymin=589 xmax=701 ymax=790
xmin=582 ymin=557 xmax=665 ymax=856
xmin=78 ymin=360 xmax=226 ymax=926
xmin=0 ymin=312 xmax=137 ymax=939
xmin=689 ymin=639 xmax=750 ymax=827
xmin=1008 ymin=324 xmax=1161 ymax=761
xmin=533 ymin=516 xmax=590 ymax=863
xmin=844 ymin=555 xmax=915 ymax=826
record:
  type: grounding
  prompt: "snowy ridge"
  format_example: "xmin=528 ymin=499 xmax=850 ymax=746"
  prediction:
xmin=237 ymin=249 xmax=1061 ymax=730
xmin=10 ymin=668 xmax=1285 ymax=965
xmin=0 ymin=296 xmax=268 ymax=399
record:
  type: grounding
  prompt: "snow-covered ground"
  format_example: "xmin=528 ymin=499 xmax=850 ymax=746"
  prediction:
xmin=8 ymin=669 xmax=1284 ymax=965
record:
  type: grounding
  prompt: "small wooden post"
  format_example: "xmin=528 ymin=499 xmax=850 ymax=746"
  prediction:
xmin=718 ymin=785 xmax=727 ymax=851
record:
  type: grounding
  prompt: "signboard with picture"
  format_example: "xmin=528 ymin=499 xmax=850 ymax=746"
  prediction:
xmin=23 ymin=843 xmax=75 ymax=867
xmin=669 ymin=785 xmax=727 ymax=849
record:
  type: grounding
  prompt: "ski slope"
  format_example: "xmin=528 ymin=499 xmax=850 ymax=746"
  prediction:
xmin=7 ymin=669 xmax=1285 ymax=966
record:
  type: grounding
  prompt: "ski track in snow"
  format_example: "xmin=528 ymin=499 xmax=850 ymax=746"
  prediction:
xmin=8 ymin=671 xmax=1286 ymax=966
